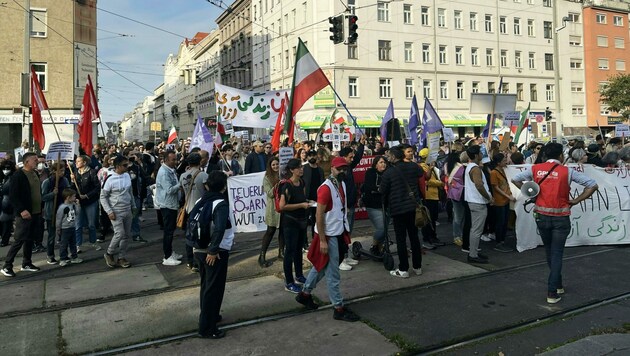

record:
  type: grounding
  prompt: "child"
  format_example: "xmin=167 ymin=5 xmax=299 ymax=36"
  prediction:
xmin=56 ymin=189 xmax=83 ymax=266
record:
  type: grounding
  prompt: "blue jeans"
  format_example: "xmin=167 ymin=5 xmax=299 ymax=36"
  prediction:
xmin=75 ymin=201 xmax=98 ymax=246
xmin=131 ymin=197 xmax=142 ymax=237
xmin=303 ymin=235 xmax=344 ymax=307
xmin=366 ymin=207 xmax=387 ymax=245
xmin=492 ymin=204 xmax=510 ymax=243
xmin=452 ymin=200 xmax=465 ymax=238
xmin=535 ymin=214 xmax=570 ymax=293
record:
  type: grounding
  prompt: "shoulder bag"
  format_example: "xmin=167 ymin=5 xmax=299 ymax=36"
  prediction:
xmin=395 ymin=166 xmax=431 ymax=228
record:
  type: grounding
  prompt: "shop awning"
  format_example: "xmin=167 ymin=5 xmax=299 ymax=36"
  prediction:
xmin=297 ymin=113 xmax=495 ymax=130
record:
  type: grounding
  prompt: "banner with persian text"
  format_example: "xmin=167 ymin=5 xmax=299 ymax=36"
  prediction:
xmin=215 ymin=83 xmax=289 ymax=129
xmin=505 ymin=164 xmax=630 ymax=252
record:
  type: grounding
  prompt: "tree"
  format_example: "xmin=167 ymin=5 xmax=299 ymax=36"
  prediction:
xmin=599 ymin=73 xmax=630 ymax=120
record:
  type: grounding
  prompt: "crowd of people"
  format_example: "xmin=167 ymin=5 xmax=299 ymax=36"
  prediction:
xmin=0 ymin=132 xmax=627 ymax=336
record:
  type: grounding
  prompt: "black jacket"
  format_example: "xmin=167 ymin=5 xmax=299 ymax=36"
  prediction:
xmin=244 ymin=152 xmax=267 ymax=174
xmin=341 ymin=143 xmax=365 ymax=208
xmin=302 ymin=164 xmax=324 ymax=200
xmin=361 ymin=168 xmax=384 ymax=209
xmin=74 ymin=168 xmax=101 ymax=207
xmin=0 ymin=174 xmax=14 ymax=220
xmin=380 ymin=161 xmax=424 ymax=216
xmin=196 ymin=191 xmax=231 ymax=254
xmin=9 ymin=169 xmax=38 ymax=216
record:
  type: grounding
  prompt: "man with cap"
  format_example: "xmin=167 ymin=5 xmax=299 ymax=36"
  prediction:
xmin=586 ymin=144 xmax=605 ymax=167
xmin=418 ymin=147 xmax=445 ymax=248
xmin=295 ymin=156 xmax=359 ymax=322
xmin=244 ymin=141 xmax=268 ymax=174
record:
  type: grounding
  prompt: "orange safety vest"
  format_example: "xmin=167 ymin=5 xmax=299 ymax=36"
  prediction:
xmin=532 ymin=161 xmax=571 ymax=216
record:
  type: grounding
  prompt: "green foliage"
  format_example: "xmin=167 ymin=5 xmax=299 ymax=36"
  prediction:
xmin=599 ymin=73 xmax=630 ymax=120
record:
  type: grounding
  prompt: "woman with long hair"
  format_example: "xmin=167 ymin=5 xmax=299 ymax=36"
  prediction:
xmin=259 ymin=157 xmax=284 ymax=267
xmin=361 ymin=156 xmax=389 ymax=255
xmin=490 ymin=153 xmax=515 ymax=252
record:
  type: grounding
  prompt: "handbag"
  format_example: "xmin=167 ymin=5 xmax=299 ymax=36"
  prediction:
xmin=395 ymin=166 xmax=431 ymax=228
xmin=177 ymin=170 xmax=201 ymax=229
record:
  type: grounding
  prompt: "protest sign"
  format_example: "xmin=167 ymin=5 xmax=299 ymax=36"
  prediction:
xmin=279 ymin=147 xmax=294 ymax=174
xmin=227 ymin=172 xmax=267 ymax=233
xmin=442 ymin=128 xmax=455 ymax=143
xmin=14 ymin=147 xmax=25 ymax=165
xmin=46 ymin=142 xmax=76 ymax=161
xmin=426 ymin=132 xmax=441 ymax=163
xmin=502 ymin=111 xmax=520 ymax=128
xmin=505 ymin=164 xmax=630 ymax=252
xmin=215 ymin=83 xmax=289 ymax=129
xmin=615 ymin=124 xmax=629 ymax=137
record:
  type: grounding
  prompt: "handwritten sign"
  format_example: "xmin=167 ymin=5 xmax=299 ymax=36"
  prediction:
xmin=46 ymin=142 xmax=76 ymax=161
xmin=227 ymin=172 xmax=267 ymax=233
xmin=215 ymin=83 xmax=289 ymax=129
xmin=426 ymin=132 xmax=441 ymax=163
xmin=279 ymin=147 xmax=294 ymax=174
xmin=615 ymin=124 xmax=629 ymax=137
xmin=506 ymin=164 xmax=630 ymax=252
xmin=502 ymin=111 xmax=520 ymax=127
xmin=442 ymin=128 xmax=455 ymax=143
xmin=14 ymin=147 xmax=25 ymax=165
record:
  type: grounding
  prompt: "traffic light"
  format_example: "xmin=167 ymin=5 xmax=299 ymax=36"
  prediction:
xmin=545 ymin=107 xmax=553 ymax=121
xmin=329 ymin=15 xmax=344 ymax=44
xmin=347 ymin=15 xmax=358 ymax=44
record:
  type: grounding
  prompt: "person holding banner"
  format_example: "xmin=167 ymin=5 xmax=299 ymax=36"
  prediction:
xmin=511 ymin=143 xmax=598 ymax=304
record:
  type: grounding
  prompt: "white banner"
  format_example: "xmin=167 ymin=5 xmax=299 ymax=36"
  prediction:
xmin=505 ymin=164 xmax=630 ymax=252
xmin=215 ymin=83 xmax=289 ymax=129
xmin=46 ymin=141 xmax=76 ymax=161
xmin=227 ymin=172 xmax=267 ymax=233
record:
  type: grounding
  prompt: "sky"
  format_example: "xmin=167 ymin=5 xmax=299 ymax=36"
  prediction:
xmin=97 ymin=0 xmax=225 ymax=123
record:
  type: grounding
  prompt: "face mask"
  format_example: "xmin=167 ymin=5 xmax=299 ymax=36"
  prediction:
xmin=336 ymin=171 xmax=347 ymax=182
xmin=308 ymin=158 xmax=317 ymax=164
xmin=37 ymin=163 xmax=46 ymax=171
xmin=2 ymin=170 xmax=10 ymax=175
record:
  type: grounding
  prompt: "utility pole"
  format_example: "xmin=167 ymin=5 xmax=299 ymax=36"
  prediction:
xmin=22 ymin=0 xmax=31 ymax=148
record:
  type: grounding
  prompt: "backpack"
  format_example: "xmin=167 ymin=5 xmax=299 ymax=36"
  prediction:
xmin=185 ymin=198 xmax=224 ymax=248
xmin=273 ymin=179 xmax=291 ymax=213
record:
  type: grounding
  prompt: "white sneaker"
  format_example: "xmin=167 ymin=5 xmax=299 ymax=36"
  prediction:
xmin=390 ymin=269 xmax=409 ymax=278
xmin=480 ymin=234 xmax=492 ymax=242
xmin=162 ymin=256 xmax=182 ymax=266
xmin=339 ymin=261 xmax=353 ymax=271
xmin=91 ymin=243 xmax=102 ymax=251
xmin=344 ymin=257 xmax=358 ymax=266
xmin=413 ymin=268 xmax=422 ymax=276
xmin=171 ymin=252 xmax=183 ymax=260
xmin=71 ymin=258 xmax=83 ymax=264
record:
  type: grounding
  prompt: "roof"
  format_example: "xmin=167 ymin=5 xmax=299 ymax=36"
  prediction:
xmin=185 ymin=32 xmax=209 ymax=46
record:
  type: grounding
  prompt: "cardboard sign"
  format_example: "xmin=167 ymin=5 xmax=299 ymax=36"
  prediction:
xmin=14 ymin=147 xmax=25 ymax=165
xmin=278 ymin=147 xmax=294 ymax=174
xmin=615 ymin=124 xmax=629 ymax=137
xmin=223 ymin=121 xmax=234 ymax=135
xmin=442 ymin=128 xmax=455 ymax=143
xmin=46 ymin=142 xmax=76 ymax=161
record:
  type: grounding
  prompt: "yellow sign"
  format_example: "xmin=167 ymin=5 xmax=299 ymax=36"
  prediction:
xmin=150 ymin=121 xmax=162 ymax=131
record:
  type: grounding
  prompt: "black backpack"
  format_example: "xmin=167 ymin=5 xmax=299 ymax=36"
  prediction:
xmin=185 ymin=198 xmax=223 ymax=248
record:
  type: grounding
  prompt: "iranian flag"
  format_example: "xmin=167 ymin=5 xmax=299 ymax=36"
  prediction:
xmin=287 ymin=38 xmax=331 ymax=142
xmin=167 ymin=125 xmax=177 ymax=144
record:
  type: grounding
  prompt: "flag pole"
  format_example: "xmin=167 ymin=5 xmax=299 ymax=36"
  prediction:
xmin=44 ymin=108 xmax=62 ymax=142
xmin=329 ymin=86 xmax=364 ymax=137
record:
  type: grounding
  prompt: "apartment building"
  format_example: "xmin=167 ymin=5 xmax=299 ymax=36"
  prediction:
xmin=217 ymin=0 xmax=252 ymax=90
xmin=0 ymin=0 xmax=98 ymax=151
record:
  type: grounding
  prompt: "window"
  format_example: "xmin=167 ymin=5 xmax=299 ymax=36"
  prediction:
xmin=379 ymin=78 xmax=392 ymax=98
xmin=544 ymin=53 xmax=554 ymax=70
xmin=614 ymin=16 xmax=623 ymax=26
xmin=401 ymin=42 xmax=413 ymax=63
xmin=500 ymin=50 xmax=508 ymax=67
xmin=515 ymin=51 xmax=522 ymax=68
xmin=545 ymin=84 xmax=555 ymax=101
xmin=486 ymin=48 xmax=494 ymax=66
xmin=456 ymin=81 xmax=465 ymax=99
xmin=423 ymin=80 xmax=432 ymax=99
xmin=438 ymin=8 xmax=446 ymax=27
xmin=569 ymin=36 xmax=581 ymax=46
xmin=596 ymin=13 xmax=606 ymax=24
xmin=597 ymin=36 xmax=608 ymax=47
xmin=530 ymin=84 xmax=538 ymax=101
xmin=543 ymin=0 xmax=552 ymax=6
xmin=514 ymin=18 xmax=521 ymax=35
xmin=598 ymin=58 xmax=609 ymax=70
xmin=543 ymin=21 xmax=552 ymax=39
xmin=527 ymin=19 xmax=535 ymax=36
xmin=616 ymin=60 xmax=626 ymax=71
xmin=528 ymin=0 xmax=534 ymax=4
xmin=31 ymin=63 xmax=47 ymax=90
xmin=422 ymin=43 xmax=431 ymax=63
xmin=378 ymin=40 xmax=391 ymax=61
xmin=470 ymin=12 xmax=478 ymax=31
xmin=501 ymin=82 xmax=509 ymax=94
xmin=440 ymin=81 xmax=448 ymax=99
xmin=600 ymin=106 xmax=611 ymax=116
xmin=472 ymin=81 xmax=479 ymax=93
xmin=455 ymin=46 xmax=463 ymax=65
xmin=568 ymin=13 xmax=580 ymax=23
xmin=488 ymin=82 xmax=495 ymax=94
xmin=30 ymin=9 xmax=47 ymax=37
xmin=421 ymin=6 xmax=430 ymax=26
xmin=570 ymin=58 xmax=582 ymax=69
xmin=572 ymin=107 xmax=584 ymax=115
xmin=405 ymin=79 xmax=414 ymax=99
xmin=471 ymin=47 xmax=479 ymax=66
xmin=517 ymin=83 xmax=523 ymax=101
xmin=571 ymin=82 xmax=583 ymax=92
xmin=485 ymin=14 xmax=493 ymax=32
xmin=377 ymin=2 xmax=390 ymax=22
xmin=403 ymin=4 xmax=413 ymax=24
xmin=349 ymin=77 xmax=358 ymax=97
xmin=528 ymin=52 xmax=535 ymax=69
xmin=500 ymin=16 xmax=507 ymax=34
xmin=454 ymin=10 xmax=462 ymax=29
xmin=348 ymin=44 xmax=358 ymax=59
xmin=615 ymin=37 xmax=625 ymax=49
xmin=439 ymin=45 xmax=447 ymax=64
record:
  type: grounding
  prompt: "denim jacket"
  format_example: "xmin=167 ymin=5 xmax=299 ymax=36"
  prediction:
xmin=155 ymin=163 xmax=181 ymax=210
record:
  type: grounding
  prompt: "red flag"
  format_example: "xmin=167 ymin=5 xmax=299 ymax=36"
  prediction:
xmin=270 ymin=95 xmax=287 ymax=151
xmin=78 ymin=75 xmax=98 ymax=155
xmin=30 ymin=66 xmax=48 ymax=150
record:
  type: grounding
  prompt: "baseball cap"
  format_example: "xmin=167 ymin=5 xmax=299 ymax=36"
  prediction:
xmin=419 ymin=148 xmax=429 ymax=158
xmin=331 ymin=157 xmax=348 ymax=168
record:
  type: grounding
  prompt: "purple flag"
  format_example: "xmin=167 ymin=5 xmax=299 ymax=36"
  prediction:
xmin=190 ymin=115 xmax=214 ymax=155
xmin=408 ymin=94 xmax=419 ymax=146
xmin=421 ymin=97 xmax=443 ymax=146
xmin=379 ymin=99 xmax=395 ymax=144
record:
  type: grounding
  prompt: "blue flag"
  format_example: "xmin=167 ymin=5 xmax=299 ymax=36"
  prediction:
xmin=408 ymin=94 xmax=419 ymax=146
xmin=421 ymin=97 xmax=443 ymax=146
xmin=379 ymin=99 xmax=395 ymax=144
xmin=190 ymin=114 xmax=214 ymax=155
xmin=482 ymin=114 xmax=499 ymax=139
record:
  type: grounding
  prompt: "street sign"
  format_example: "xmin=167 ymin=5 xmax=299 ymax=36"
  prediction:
xmin=535 ymin=114 xmax=544 ymax=123
xmin=64 ymin=118 xmax=80 ymax=124
xmin=150 ymin=122 xmax=162 ymax=131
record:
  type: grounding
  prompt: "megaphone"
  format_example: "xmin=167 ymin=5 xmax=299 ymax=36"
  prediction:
xmin=521 ymin=181 xmax=540 ymax=206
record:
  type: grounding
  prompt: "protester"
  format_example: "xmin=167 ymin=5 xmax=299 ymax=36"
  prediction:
xmin=128 ymin=152 xmax=148 ymax=243
xmin=418 ymin=147 xmax=445 ymax=248
xmin=1 ymin=152 xmax=42 ymax=277
xmin=445 ymin=151 xmax=467 ymax=247
xmin=338 ymin=138 xmax=366 ymax=267
xmin=302 ymin=149 xmax=324 ymax=249
xmin=512 ymin=143 xmax=598 ymax=304
xmin=156 ymin=150 xmax=183 ymax=266
xmin=71 ymin=155 xmax=101 ymax=253
xmin=97 ymin=155 xmax=114 ymax=242
xmin=489 ymin=153 xmax=515 ymax=253
xmin=259 ymin=157 xmax=282 ymax=267
xmin=180 ymin=152 xmax=207 ymax=272
xmin=586 ymin=144 xmax=605 ymax=167
xmin=361 ymin=155 xmax=388 ymax=255
xmin=295 ymin=156 xmax=359 ymax=322
xmin=244 ymin=141 xmax=267 ymax=174
xmin=41 ymin=162 xmax=70 ymax=264
xmin=218 ymin=144 xmax=242 ymax=176
xmin=100 ymin=155 xmax=136 ymax=269
xmin=278 ymin=158 xmax=312 ymax=293
xmin=0 ymin=160 xmax=16 ymax=247
xmin=193 ymin=171 xmax=234 ymax=339
xmin=380 ymin=147 xmax=424 ymax=278
xmin=464 ymin=145 xmax=493 ymax=264
xmin=56 ymin=188 xmax=82 ymax=266
xmin=567 ymin=148 xmax=588 ymax=164
xmin=525 ymin=143 xmax=543 ymax=164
